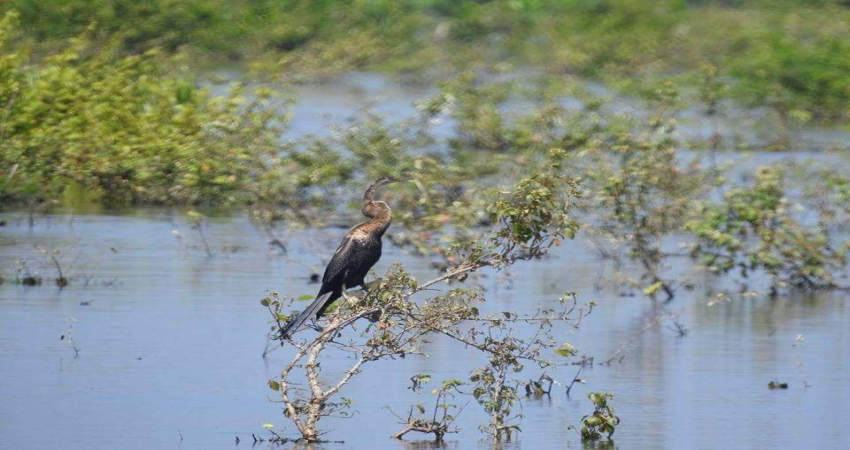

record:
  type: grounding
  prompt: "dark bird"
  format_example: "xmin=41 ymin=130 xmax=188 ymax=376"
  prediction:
xmin=280 ymin=176 xmax=404 ymax=339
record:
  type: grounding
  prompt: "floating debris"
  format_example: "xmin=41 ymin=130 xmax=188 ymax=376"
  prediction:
xmin=21 ymin=276 xmax=42 ymax=286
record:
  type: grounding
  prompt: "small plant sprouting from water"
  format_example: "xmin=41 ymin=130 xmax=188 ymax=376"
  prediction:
xmin=388 ymin=377 xmax=465 ymax=442
xmin=570 ymin=392 xmax=620 ymax=442
xmin=469 ymin=354 xmax=523 ymax=440
xmin=187 ymin=211 xmax=213 ymax=257
xmin=15 ymin=259 xmax=42 ymax=286
xmin=36 ymin=246 xmax=69 ymax=288
xmin=61 ymin=317 xmax=80 ymax=357
xmin=525 ymin=373 xmax=555 ymax=398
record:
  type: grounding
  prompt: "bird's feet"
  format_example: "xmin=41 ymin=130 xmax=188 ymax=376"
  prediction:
xmin=341 ymin=291 xmax=359 ymax=307
xmin=361 ymin=278 xmax=383 ymax=292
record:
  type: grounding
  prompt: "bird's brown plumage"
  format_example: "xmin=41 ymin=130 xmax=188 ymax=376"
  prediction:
xmin=280 ymin=177 xmax=403 ymax=339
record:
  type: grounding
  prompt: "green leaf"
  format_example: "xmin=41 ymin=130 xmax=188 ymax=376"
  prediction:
xmin=441 ymin=379 xmax=463 ymax=390
xmin=268 ymin=380 xmax=280 ymax=391
xmin=297 ymin=294 xmax=314 ymax=301
xmin=555 ymin=342 xmax=576 ymax=357
xmin=643 ymin=281 xmax=663 ymax=296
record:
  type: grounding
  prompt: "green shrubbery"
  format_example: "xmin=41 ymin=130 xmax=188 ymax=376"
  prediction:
xmin=725 ymin=5 xmax=850 ymax=119
xmin=687 ymin=167 xmax=849 ymax=292
xmin=5 ymin=0 xmax=237 ymax=52
xmin=2 ymin=1 xmax=850 ymax=119
xmin=1 ymin=15 xmax=847 ymax=294
xmin=0 ymin=13 xmax=291 ymax=205
xmin=571 ymin=392 xmax=620 ymax=442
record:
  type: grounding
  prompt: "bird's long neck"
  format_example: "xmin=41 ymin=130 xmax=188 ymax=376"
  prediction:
xmin=363 ymin=205 xmax=392 ymax=238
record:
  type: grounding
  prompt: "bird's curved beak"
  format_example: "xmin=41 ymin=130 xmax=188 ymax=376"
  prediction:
xmin=364 ymin=175 xmax=409 ymax=202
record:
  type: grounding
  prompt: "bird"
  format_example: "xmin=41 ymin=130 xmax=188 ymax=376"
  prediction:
xmin=280 ymin=176 xmax=404 ymax=339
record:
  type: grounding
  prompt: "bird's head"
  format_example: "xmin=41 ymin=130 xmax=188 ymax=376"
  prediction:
xmin=362 ymin=200 xmax=391 ymax=219
xmin=361 ymin=175 xmax=409 ymax=220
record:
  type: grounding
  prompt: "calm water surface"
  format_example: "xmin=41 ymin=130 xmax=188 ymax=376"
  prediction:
xmin=1 ymin=75 xmax=849 ymax=450
xmin=1 ymin=210 xmax=847 ymax=450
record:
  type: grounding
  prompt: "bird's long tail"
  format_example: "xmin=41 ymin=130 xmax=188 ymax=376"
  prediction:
xmin=280 ymin=291 xmax=334 ymax=340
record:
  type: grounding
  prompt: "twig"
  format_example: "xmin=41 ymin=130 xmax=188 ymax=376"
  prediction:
xmin=264 ymin=223 xmax=287 ymax=253
xmin=197 ymin=224 xmax=212 ymax=257
xmin=61 ymin=318 xmax=80 ymax=357
xmin=600 ymin=314 xmax=666 ymax=366
xmin=48 ymin=253 xmax=68 ymax=288
xmin=565 ymin=365 xmax=583 ymax=399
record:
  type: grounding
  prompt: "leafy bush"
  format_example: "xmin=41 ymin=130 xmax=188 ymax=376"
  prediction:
xmin=571 ymin=392 xmax=621 ymax=441
xmin=687 ymin=166 xmax=849 ymax=291
xmin=4 ymin=1 xmax=850 ymax=119
xmin=0 ymin=13 xmax=291 ymax=205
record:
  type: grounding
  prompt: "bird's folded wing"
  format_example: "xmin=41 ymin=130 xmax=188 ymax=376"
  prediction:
xmin=322 ymin=235 xmax=360 ymax=285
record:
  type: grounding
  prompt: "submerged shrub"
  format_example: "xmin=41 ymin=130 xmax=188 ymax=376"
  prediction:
xmin=264 ymin=168 xmax=589 ymax=443
xmin=571 ymin=392 xmax=620 ymax=442
xmin=687 ymin=166 xmax=849 ymax=292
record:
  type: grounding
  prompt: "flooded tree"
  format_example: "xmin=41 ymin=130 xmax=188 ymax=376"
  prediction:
xmin=263 ymin=165 xmax=593 ymax=442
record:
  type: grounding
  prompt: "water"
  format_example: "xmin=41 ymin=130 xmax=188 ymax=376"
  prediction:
xmin=204 ymin=70 xmax=850 ymax=152
xmin=2 ymin=75 xmax=850 ymax=449
xmin=1 ymin=209 xmax=847 ymax=449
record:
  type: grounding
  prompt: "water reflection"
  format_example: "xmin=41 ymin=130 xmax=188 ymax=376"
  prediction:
xmin=397 ymin=439 xmax=458 ymax=450
xmin=0 ymin=209 xmax=847 ymax=449
xmin=203 ymin=70 xmax=850 ymax=154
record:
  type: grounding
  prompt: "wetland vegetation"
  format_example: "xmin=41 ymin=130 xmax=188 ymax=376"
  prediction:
xmin=1 ymin=1 xmax=849 ymax=447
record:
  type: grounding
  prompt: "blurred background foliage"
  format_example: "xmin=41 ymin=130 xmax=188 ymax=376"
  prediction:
xmin=2 ymin=0 xmax=850 ymax=118
xmin=0 ymin=12 xmax=291 ymax=205
xmin=1 ymin=2 xmax=849 ymax=292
